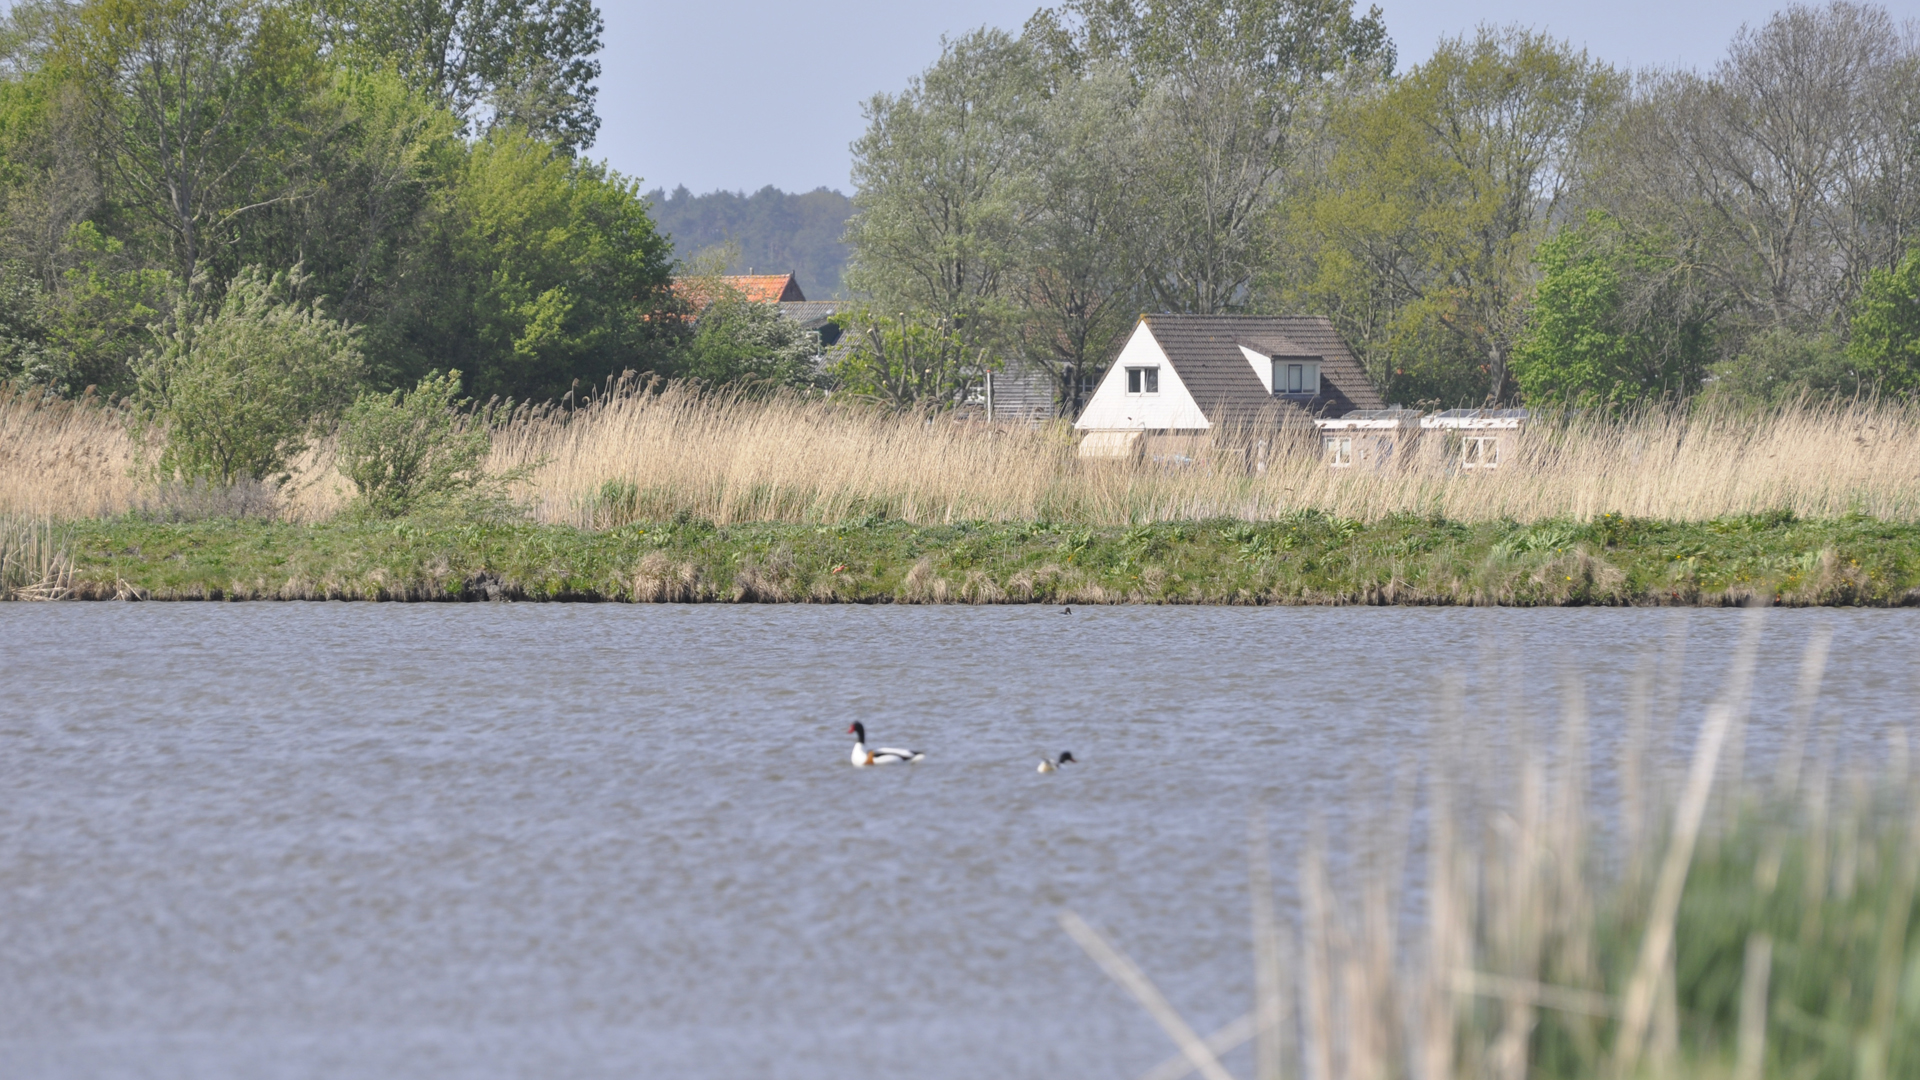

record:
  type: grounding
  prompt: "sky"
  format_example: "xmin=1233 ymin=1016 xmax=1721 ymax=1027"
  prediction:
xmin=602 ymin=0 xmax=1920 ymax=197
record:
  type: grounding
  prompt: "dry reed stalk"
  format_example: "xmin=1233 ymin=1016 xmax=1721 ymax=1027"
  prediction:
xmin=1058 ymin=910 xmax=1241 ymax=1080
xmin=0 ymin=388 xmax=142 ymax=518
xmin=1250 ymin=813 xmax=1288 ymax=1080
xmin=0 ymin=515 xmax=74 ymax=600
xmin=1071 ymin=622 xmax=1920 ymax=1080
xmin=1612 ymin=604 xmax=1765 ymax=1076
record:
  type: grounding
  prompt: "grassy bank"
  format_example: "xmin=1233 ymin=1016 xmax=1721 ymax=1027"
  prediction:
xmin=29 ymin=511 xmax=1920 ymax=604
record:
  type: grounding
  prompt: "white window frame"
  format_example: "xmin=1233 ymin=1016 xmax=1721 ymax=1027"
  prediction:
xmin=1125 ymin=366 xmax=1160 ymax=395
xmin=1462 ymin=435 xmax=1501 ymax=470
xmin=1325 ymin=435 xmax=1353 ymax=468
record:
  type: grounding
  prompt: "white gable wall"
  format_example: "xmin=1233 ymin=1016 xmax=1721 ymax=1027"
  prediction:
xmin=1073 ymin=322 xmax=1210 ymax=431
xmin=1238 ymin=345 xmax=1274 ymax=393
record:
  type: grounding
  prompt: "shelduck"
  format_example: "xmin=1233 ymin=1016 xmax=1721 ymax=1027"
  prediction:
xmin=1038 ymin=751 xmax=1077 ymax=773
xmin=848 ymin=722 xmax=925 ymax=766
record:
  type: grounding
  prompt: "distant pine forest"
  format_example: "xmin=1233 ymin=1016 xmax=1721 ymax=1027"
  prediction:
xmin=644 ymin=186 xmax=853 ymax=299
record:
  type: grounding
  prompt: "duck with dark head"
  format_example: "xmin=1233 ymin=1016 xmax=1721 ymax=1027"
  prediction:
xmin=847 ymin=722 xmax=925 ymax=766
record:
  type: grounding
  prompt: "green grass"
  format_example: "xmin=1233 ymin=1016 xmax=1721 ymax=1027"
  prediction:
xmin=43 ymin=509 xmax=1920 ymax=603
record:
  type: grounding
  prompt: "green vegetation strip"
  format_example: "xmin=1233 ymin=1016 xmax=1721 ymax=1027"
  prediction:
xmin=49 ymin=511 xmax=1920 ymax=605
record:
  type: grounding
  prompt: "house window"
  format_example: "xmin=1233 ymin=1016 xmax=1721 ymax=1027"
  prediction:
xmin=1275 ymin=361 xmax=1319 ymax=396
xmin=1126 ymin=367 xmax=1159 ymax=394
xmin=1324 ymin=435 xmax=1353 ymax=467
xmin=1462 ymin=435 xmax=1500 ymax=469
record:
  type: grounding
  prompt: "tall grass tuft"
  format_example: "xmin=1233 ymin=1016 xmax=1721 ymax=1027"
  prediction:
xmin=7 ymin=377 xmax=1920 ymax=525
xmin=0 ymin=515 xmax=73 ymax=600
xmin=1068 ymin=613 xmax=1920 ymax=1080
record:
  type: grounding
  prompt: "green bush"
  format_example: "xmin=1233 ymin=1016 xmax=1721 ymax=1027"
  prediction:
xmin=1848 ymin=245 xmax=1920 ymax=395
xmin=1703 ymin=327 xmax=1866 ymax=407
xmin=683 ymin=289 xmax=822 ymax=389
xmin=336 ymin=369 xmax=498 ymax=517
xmin=133 ymin=266 xmax=363 ymax=484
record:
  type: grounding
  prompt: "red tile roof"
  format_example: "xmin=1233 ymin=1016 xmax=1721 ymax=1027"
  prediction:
xmin=673 ymin=273 xmax=807 ymax=310
xmin=729 ymin=274 xmax=807 ymax=302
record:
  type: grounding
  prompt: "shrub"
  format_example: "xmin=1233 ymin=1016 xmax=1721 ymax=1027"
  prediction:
xmin=133 ymin=266 xmax=363 ymax=484
xmin=336 ymin=369 xmax=498 ymax=517
xmin=683 ymin=289 xmax=822 ymax=389
xmin=1703 ymin=327 xmax=1865 ymax=407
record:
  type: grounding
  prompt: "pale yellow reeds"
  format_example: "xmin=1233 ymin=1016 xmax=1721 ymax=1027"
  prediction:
xmin=5 ymin=379 xmax=1919 ymax=524
xmin=1072 ymin=615 xmax=1918 ymax=1080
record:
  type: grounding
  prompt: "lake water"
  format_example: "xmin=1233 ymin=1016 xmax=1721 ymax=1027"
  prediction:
xmin=2 ymin=604 xmax=1916 ymax=1080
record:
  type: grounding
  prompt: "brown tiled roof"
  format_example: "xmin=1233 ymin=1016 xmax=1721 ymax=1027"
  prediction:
xmin=729 ymin=274 xmax=806 ymax=302
xmin=672 ymin=273 xmax=807 ymax=310
xmin=1138 ymin=314 xmax=1382 ymax=422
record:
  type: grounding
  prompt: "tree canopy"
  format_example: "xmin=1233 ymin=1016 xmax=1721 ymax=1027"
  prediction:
xmin=842 ymin=0 xmax=1920 ymax=412
xmin=0 ymin=0 xmax=678 ymax=406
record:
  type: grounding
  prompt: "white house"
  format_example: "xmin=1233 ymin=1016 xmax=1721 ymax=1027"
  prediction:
xmin=1074 ymin=314 xmax=1384 ymax=458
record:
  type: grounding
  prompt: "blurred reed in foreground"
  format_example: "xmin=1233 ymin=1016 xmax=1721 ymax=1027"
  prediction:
xmin=6 ymin=380 xmax=1920 ymax=525
xmin=1066 ymin=617 xmax=1918 ymax=1080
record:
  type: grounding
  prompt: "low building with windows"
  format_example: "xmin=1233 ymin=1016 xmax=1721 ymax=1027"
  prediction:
xmin=1073 ymin=314 xmax=1383 ymax=459
xmin=1313 ymin=407 xmax=1424 ymax=471
xmin=1419 ymin=408 xmax=1529 ymax=470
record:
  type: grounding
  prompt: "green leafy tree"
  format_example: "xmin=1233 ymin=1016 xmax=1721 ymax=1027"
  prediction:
xmin=134 ymin=265 xmax=363 ymax=483
xmin=1512 ymin=213 xmax=1715 ymax=406
xmin=827 ymin=306 xmax=979 ymax=407
xmin=1292 ymin=27 xmax=1621 ymax=404
xmin=41 ymin=221 xmax=175 ymax=394
xmin=683 ymin=288 xmax=820 ymax=389
xmin=844 ymin=29 xmax=1041 ymax=403
xmin=0 ymin=261 xmax=52 ymax=386
xmin=58 ymin=0 xmax=327 ymax=284
xmin=337 ymin=368 xmax=498 ymax=517
xmin=1027 ymin=0 xmax=1395 ymax=314
xmin=1014 ymin=64 xmax=1141 ymax=415
xmin=1846 ymin=245 xmax=1920 ymax=396
xmin=379 ymin=126 xmax=680 ymax=400
xmin=319 ymin=0 xmax=604 ymax=153
xmin=1704 ymin=327 xmax=1865 ymax=407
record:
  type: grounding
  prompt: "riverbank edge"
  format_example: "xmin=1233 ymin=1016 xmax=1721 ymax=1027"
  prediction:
xmin=24 ymin=512 xmax=1920 ymax=607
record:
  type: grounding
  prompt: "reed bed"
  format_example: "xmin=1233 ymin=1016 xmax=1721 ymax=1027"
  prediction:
xmin=1068 ymin=616 xmax=1920 ymax=1080
xmin=5 ymin=379 xmax=1920 ymax=525
xmin=0 ymin=514 xmax=73 ymax=599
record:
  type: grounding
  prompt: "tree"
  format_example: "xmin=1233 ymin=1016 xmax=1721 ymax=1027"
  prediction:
xmin=683 ymin=287 xmax=821 ymax=390
xmin=1013 ymin=64 xmax=1141 ymax=415
xmin=827 ymin=306 xmax=980 ymax=407
xmin=374 ymin=126 xmax=680 ymax=400
xmin=1846 ymin=244 xmax=1920 ymax=395
xmin=133 ymin=265 xmax=363 ymax=483
xmin=1512 ymin=212 xmax=1716 ymax=406
xmin=319 ymin=0 xmax=604 ymax=153
xmin=337 ymin=368 xmax=496 ymax=517
xmin=844 ymin=28 xmax=1042 ymax=404
xmin=645 ymin=184 xmax=854 ymax=299
xmin=1294 ymin=26 xmax=1620 ymax=403
xmin=1703 ymin=326 xmax=1864 ymax=407
xmin=59 ymin=0 xmax=327 ymax=284
xmin=1027 ymin=0 xmax=1395 ymax=314
xmin=1596 ymin=3 xmax=1920 ymax=346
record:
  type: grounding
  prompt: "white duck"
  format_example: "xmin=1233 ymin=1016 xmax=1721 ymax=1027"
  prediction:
xmin=1038 ymin=751 xmax=1077 ymax=774
xmin=848 ymin=721 xmax=925 ymax=766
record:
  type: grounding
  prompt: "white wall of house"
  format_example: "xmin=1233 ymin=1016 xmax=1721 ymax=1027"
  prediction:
xmin=1073 ymin=322 xmax=1210 ymax=431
